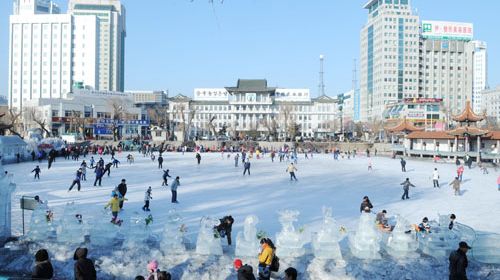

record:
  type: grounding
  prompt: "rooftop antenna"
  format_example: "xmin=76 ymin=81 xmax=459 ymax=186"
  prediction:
xmin=319 ymin=54 xmax=326 ymax=97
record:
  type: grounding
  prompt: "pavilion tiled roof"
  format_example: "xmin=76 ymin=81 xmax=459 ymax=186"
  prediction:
xmin=385 ymin=117 xmax=424 ymax=133
xmin=452 ymin=100 xmax=485 ymax=122
xmin=447 ymin=126 xmax=489 ymax=137
xmin=407 ymin=131 xmax=455 ymax=140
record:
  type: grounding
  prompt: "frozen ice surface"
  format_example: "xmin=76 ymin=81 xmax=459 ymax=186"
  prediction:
xmin=385 ymin=215 xmax=418 ymax=258
xmin=312 ymin=207 xmax=346 ymax=260
xmin=195 ymin=216 xmax=222 ymax=255
xmin=275 ymin=209 xmax=307 ymax=258
xmin=235 ymin=215 xmax=260 ymax=257
xmin=349 ymin=212 xmax=381 ymax=260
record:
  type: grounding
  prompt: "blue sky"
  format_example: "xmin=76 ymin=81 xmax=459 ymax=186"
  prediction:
xmin=0 ymin=0 xmax=499 ymax=98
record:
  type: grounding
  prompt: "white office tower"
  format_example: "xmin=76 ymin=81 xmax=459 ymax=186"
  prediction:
xmin=419 ymin=21 xmax=474 ymax=114
xmin=69 ymin=0 xmax=126 ymax=92
xmin=359 ymin=0 xmax=420 ymax=122
xmin=9 ymin=0 xmax=71 ymax=110
xmin=472 ymin=41 xmax=487 ymax=113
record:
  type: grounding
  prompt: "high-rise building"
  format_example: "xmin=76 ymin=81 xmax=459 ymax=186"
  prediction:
xmin=419 ymin=21 xmax=474 ymax=115
xmin=69 ymin=0 xmax=126 ymax=92
xmin=9 ymin=0 xmax=71 ymax=110
xmin=359 ymin=0 xmax=420 ymax=122
xmin=472 ymin=40 xmax=487 ymax=113
xmin=8 ymin=0 xmax=126 ymax=111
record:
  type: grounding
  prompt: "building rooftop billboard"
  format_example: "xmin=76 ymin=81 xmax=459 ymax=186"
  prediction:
xmin=422 ymin=20 xmax=473 ymax=41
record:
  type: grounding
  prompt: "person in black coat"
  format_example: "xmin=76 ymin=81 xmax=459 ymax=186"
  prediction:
xmin=359 ymin=196 xmax=373 ymax=213
xmin=32 ymin=249 xmax=53 ymax=280
xmin=234 ymin=259 xmax=256 ymax=280
xmin=196 ymin=153 xmax=201 ymax=165
xmin=449 ymin=241 xmax=471 ymax=280
xmin=216 ymin=215 xmax=234 ymax=245
xmin=158 ymin=155 xmax=163 ymax=169
xmin=103 ymin=162 xmax=113 ymax=176
xmin=117 ymin=179 xmax=127 ymax=209
xmin=73 ymin=247 xmax=96 ymax=280
xmin=284 ymin=267 xmax=298 ymax=280
xmin=400 ymin=158 xmax=406 ymax=172
xmin=162 ymin=169 xmax=171 ymax=186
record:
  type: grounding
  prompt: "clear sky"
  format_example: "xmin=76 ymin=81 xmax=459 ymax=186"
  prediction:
xmin=0 ymin=0 xmax=499 ymax=98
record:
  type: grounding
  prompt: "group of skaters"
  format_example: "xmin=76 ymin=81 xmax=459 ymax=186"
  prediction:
xmin=360 ymin=196 xmax=471 ymax=279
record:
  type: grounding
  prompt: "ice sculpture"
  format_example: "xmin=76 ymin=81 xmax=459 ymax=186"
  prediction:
xmin=349 ymin=212 xmax=381 ymax=259
xmin=418 ymin=215 xmax=454 ymax=258
xmin=385 ymin=215 xmax=418 ymax=258
xmin=89 ymin=212 xmax=120 ymax=246
xmin=27 ymin=201 xmax=55 ymax=242
xmin=235 ymin=215 xmax=260 ymax=257
xmin=56 ymin=202 xmax=85 ymax=244
xmin=275 ymin=210 xmax=307 ymax=257
xmin=0 ymin=164 xmax=16 ymax=244
xmin=161 ymin=209 xmax=186 ymax=254
xmin=195 ymin=216 xmax=222 ymax=255
xmin=312 ymin=207 xmax=346 ymax=261
xmin=471 ymin=233 xmax=500 ymax=264
xmin=122 ymin=215 xmax=153 ymax=249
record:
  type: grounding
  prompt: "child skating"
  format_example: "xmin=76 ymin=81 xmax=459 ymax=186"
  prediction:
xmin=143 ymin=186 xmax=152 ymax=211
xmin=31 ymin=165 xmax=41 ymax=180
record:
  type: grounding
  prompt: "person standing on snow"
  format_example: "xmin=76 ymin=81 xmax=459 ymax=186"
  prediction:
xmin=457 ymin=165 xmax=464 ymax=181
xmin=286 ymin=163 xmax=298 ymax=181
xmin=360 ymin=196 xmax=373 ymax=213
xmin=400 ymin=178 xmax=416 ymax=200
xmin=142 ymin=186 xmax=152 ymax=211
xmin=400 ymin=158 xmax=407 ymax=172
xmin=243 ymin=159 xmax=251 ymax=176
xmin=158 ymin=155 xmax=164 ymax=169
xmin=170 ymin=176 xmax=180 ymax=203
xmin=449 ymin=241 xmax=471 ymax=280
xmin=196 ymin=153 xmax=201 ymax=165
xmin=432 ymin=168 xmax=440 ymax=188
xmin=162 ymin=169 xmax=171 ymax=186
xmin=117 ymin=179 xmax=127 ymax=209
xmin=68 ymin=169 xmax=83 ymax=192
xmin=31 ymin=165 xmax=41 ymax=180
xmin=234 ymin=153 xmax=240 ymax=167
xmin=449 ymin=177 xmax=461 ymax=196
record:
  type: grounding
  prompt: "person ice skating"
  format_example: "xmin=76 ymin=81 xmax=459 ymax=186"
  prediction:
xmin=400 ymin=157 xmax=407 ymax=172
xmin=449 ymin=241 xmax=471 ymax=280
xmin=360 ymin=196 xmax=373 ymax=213
xmin=80 ymin=161 xmax=88 ymax=181
xmin=286 ymin=163 xmax=298 ymax=181
xmin=143 ymin=186 xmax=152 ymax=211
xmin=68 ymin=169 xmax=83 ymax=192
xmin=104 ymin=162 xmax=113 ymax=177
xmin=243 ymin=159 xmax=251 ymax=176
xmin=158 ymin=155 xmax=163 ymax=169
xmin=93 ymin=165 xmax=104 ymax=187
xmin=151 ymin=153 xmax=156 ymax=162
xmin=457 ymin=165 xmax=464 ymax=181
xmin=89 ymin=156 xmax=95 ymax=168
xmin=216 ymin=215 xmax=234 ymax=245
xmin=31 ymin=150 xmax=36 ymax=161
xmin=449 ymin=214 xmax=456 ymax=230
xmin=497 ymin=175 xmax=500 ymax=191
xmin=105 ymin=193 xmax=125 ymax=223
xmin=112 ymin=157 xmax=120 ymax=168
xmin=368 ymin=159 xmax=373 ymax=171
xmin=162 ymin=169 xmax=171 ymax=186
xmin=284 ymin=267 xmax=298 ymax=280
xmin=432 ymin=168 xmax=440 ymax=188
xmin=31 ymin=165 xmax=41 ymax=180
xmin=126 ymin=154 xmax=134 ymax=164
xmin=449 ymin=177 xmax=461 ymax=196
xmin=170 ymin=176 xmax=180 ymax=203
xmin=234 ymin=259 xmax=256 ymax=280
xmin=117 ymin=179 xmax=127 ymax=209
xmin=196 ymin=153 xmax=201 ymax=165
xmin=32 ymin=249 xmax=54 ymax=280
xmin=73 ymin=247 xmax=97 ymax=280
xmin=234 ymin=153 xmax=240 ymax=167
xmin=271 ymin=151 xmax=276 ymax=162
xmin=258 ymin=238 xmax=275 ymax=280
xmin=400 ymin=178 xmax=416 ymax=200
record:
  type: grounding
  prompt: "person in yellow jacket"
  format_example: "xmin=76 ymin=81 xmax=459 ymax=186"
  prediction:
xmin=286 ymin=163 xmax=298 ymax=181
xmin=258 ymin=238 xmax=274 ymax=280
xmin=104 ymin=193 xmax=126 ymax=221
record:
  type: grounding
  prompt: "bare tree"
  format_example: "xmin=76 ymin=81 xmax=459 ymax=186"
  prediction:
xmin=0 ymin=109 xmax=23 ymax=138
xmin=261 ymin=116 xmax=278 ymax=140
xmin=26 ymin=107 xmax=51 ymax=137
xmin=108 ymin=98 xmax=129 ymax=141
xmin=278 ymin=104 xmax=293 ymax=141
xmin=368 ymin=116 xmax=385 ymax=141
xmin=175 ymin=104 xmax=196 ymax=142
xmin=208 ymin=114 xmax=217 ymax=138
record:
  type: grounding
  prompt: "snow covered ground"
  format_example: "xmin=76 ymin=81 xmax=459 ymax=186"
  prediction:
xmin=2 ymin=151 xmax=500 ymax=279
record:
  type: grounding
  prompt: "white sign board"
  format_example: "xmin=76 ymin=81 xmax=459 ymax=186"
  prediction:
xmin=422 ymin=21 xmax=473 ymax=41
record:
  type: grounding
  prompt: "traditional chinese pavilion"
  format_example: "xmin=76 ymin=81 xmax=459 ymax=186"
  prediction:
xmin=392 ymin=100 xmax=500 ymax=161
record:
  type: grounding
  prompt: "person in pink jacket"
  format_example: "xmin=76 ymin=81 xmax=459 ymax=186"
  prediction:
xmin=497 ymin=175 xmax=500 ymax=191
xmin=457 ymin=165 xmax=464 ymax=181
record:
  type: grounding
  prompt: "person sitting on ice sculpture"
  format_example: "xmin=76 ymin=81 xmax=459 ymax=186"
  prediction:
xmin=416 ymin=217 xmax=431 ymax=233
xmin=215 ymin=215 xmax=234 ymax=245
xmin=375 ymin=210 xmax=393 ymax=232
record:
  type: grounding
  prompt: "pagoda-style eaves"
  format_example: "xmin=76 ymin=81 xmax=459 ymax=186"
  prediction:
xmin=452 ymin=100 xmax=485 ymax=123
xmin=385 ymin=117 xmax=424 ymax=133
